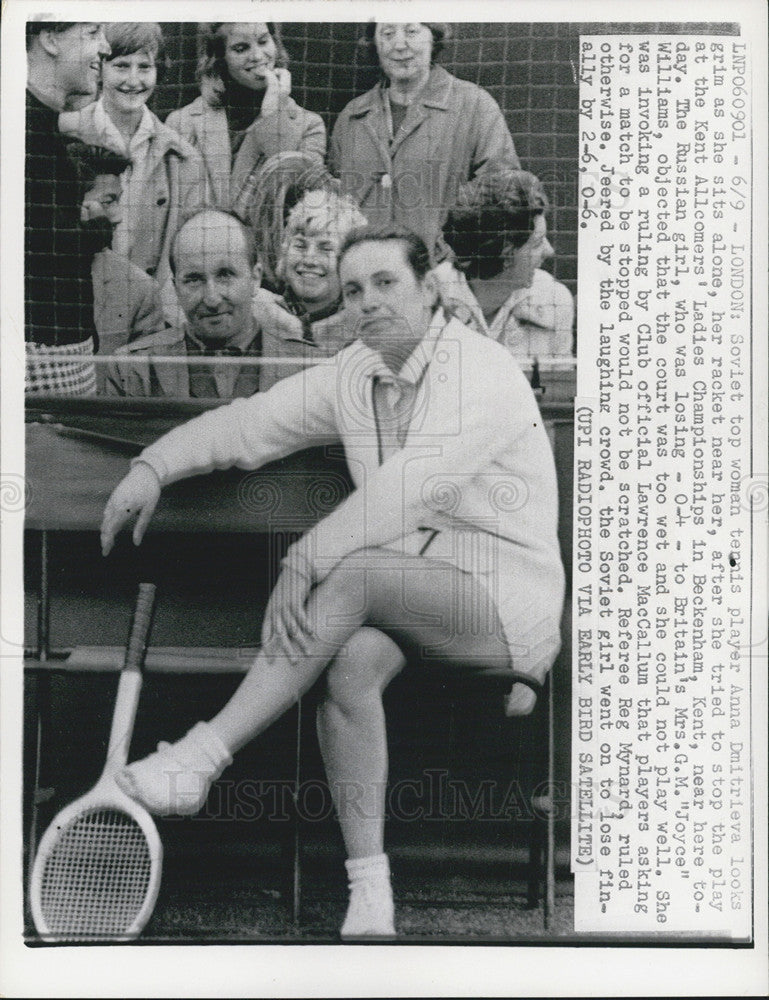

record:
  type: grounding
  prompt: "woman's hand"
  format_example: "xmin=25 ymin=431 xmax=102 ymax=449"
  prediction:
xmin=101 ymin=462 xmax=161 ymax=556
xmin=260 ymin=67 xmax=292 ymax=117
xmin=80 ymin=197 xmax=105 ymax=224
xmin=261 ymin=544 xmax=316 ymax=662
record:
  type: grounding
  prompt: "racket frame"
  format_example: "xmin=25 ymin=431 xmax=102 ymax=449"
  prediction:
xmin=29 ymin=584 xmax=163 ymax=942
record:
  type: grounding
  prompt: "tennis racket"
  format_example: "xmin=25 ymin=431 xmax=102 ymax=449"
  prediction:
xmin=30 ymin=583 xmax=162 ymax=942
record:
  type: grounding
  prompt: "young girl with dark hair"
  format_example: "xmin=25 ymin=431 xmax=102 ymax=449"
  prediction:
xmin=166 ymin=23 xmax=325 ymax=215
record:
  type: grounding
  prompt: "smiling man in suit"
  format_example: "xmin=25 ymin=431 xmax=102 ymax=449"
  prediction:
xmin=106 ymin=208 xmax=263 ymax=398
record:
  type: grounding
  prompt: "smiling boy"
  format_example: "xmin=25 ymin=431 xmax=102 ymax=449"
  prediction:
xmin=257 ymin=187 xmax=367 ymax=390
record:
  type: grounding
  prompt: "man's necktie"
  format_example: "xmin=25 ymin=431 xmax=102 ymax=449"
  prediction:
xmin=199 ymin=346 xmax=245 ymax=357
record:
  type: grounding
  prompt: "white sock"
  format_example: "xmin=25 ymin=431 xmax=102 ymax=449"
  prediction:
xmin=191 ymin=721 xmax=233 ymax=770
xmin=117 ymin=720 xmax=233 ymax=816
xmin=345 ymin=852 xmax=390 ymax=884
xmin=341 ymin=853 xmax=395 ymax=937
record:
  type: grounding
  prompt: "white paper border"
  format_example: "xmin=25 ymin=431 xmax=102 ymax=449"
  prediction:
xmin=2 ymin=1 xmax=766 ymax=996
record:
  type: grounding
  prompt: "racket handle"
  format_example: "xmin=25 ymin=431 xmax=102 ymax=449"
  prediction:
xmin=106 ymin=584 xmax=157 ymax=771
xmin=124 ymin=583 xmax=156 ymax=672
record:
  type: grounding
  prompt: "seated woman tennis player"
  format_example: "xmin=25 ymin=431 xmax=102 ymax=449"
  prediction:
xmin=100 ymin=223 xmax=565 ymax=938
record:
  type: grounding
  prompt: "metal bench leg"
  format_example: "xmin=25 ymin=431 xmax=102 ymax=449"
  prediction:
xmin=291 ymin=698 xmax=303 ymax=927
xmin=527 ymin=811 xmax=545 ymax=908
xmin=544 ymin=672 xmax=555 ymax=930
xmin=525 ymin=675 xmax=556 ymax=925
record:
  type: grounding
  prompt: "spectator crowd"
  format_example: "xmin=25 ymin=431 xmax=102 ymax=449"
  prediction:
xmin=25 ymin=20 xmax=574 ymax=399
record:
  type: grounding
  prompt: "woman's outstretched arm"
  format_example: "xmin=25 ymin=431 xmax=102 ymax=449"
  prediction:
xmin=133 ymin=363 xmax=339 ymax=485
xmin=100 ymin=364 xmax=340 ymax=553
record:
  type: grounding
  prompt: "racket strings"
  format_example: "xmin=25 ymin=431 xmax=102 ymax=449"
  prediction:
xmin=39 ymin=807 xmax=153 ymax=939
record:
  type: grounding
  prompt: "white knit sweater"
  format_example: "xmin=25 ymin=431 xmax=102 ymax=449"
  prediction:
xmin=136 ymin=313 xmax=564 ymax=639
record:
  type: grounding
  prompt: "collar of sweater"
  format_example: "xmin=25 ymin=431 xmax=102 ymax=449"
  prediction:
xmin=351 ymin=65 xmax=454 ymax=118
xmin=280 ymin=287 xmax=343 ymax=339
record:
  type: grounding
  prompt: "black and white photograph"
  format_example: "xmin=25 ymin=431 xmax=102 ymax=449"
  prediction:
xmin=1 ymin=1 xmax=766 ymax=996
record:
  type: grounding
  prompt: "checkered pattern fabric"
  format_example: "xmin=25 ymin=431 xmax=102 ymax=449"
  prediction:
xmin=25 ymin=338 xmax=97 ymax=396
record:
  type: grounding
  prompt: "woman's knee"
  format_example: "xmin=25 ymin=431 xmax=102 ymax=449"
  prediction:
xmin=321 ymin=547 xmax=410 ymax=619
xmin=319 ymin=552 xmax=372 ymax=615
xmin=324 ymin=627 xmax=405 ymax=706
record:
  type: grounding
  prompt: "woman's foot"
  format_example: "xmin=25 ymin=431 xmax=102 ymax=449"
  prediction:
xmin=115 ymin=721 xmax=232 ymax=816
xmin=341 ymin=853 xmax=396 ymax=939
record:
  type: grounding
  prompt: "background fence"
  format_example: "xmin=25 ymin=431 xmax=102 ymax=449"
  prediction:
xmin=152 ymin=20 xmax=737 ymax=311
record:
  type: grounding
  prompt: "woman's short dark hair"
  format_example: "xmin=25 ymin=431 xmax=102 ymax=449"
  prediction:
xmin=338 ymin=223 xmax=434 ymax=281
xmin=103 ymin=23 xmax=169 ymax=81
xmin=444 ymin=167 xmax=549 ymax=280
xmin=358 ymin=21 xmax=451 ymax=66
xmin=199 ymin=22 xmax=289 ymax=83
xmin=64 ymin=139 xmax=131 ymax=191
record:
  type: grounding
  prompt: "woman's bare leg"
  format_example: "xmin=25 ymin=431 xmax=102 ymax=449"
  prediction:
xmin=309 ymin=551 xmax=513 ymax=937
xmin=315 ymin=627 xmax=406 ymax=938
xmin=209 ymin=548 xmax=511 ymax=753
xmin=316 ymin=627 xmax=406 ymax=860
xmin=118 ymin=548 xmax=513 ymax=815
